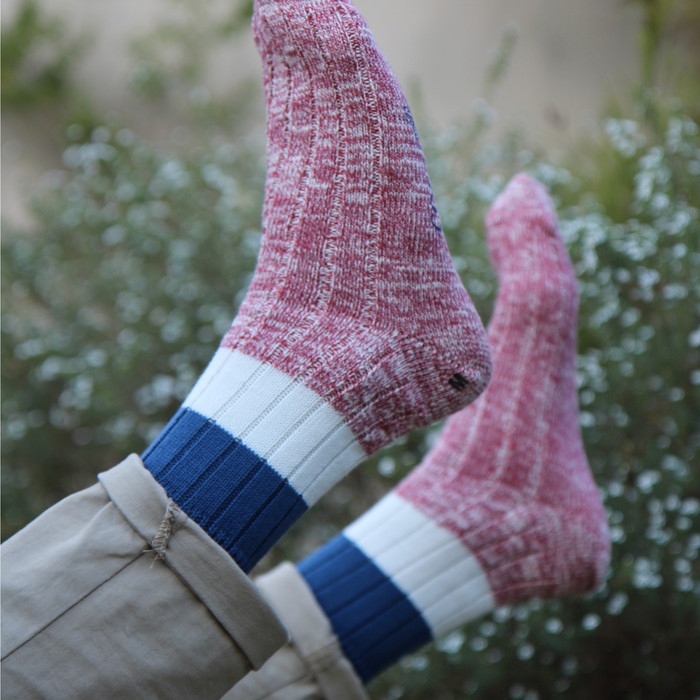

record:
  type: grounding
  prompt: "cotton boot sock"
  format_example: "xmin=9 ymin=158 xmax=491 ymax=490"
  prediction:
xmin=142 ymin=0 xmax=491 ymax=574
xmin=299 ymin=174 xmax=611 ymax=682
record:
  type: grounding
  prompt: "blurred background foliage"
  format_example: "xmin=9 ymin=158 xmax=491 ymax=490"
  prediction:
xmin=1 ymin=0 xmax=88 ymax=110
xmin=128 ymin=0 xmax=253 ymax=101
xmin=2 ymin=0 xmax=699 ymax=698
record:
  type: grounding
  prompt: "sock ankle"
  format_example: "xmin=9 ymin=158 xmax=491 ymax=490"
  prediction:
xmin=299 ymin=173 xmax=610 ymax=681
xmin=142 ymin=0 xmax=490 ymax=573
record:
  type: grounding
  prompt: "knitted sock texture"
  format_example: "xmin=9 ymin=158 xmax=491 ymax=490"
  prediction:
xmin=299 ymin=174 xmax=611 ymax=682
xmin=142 ymin=0 xmax=491 ymax=573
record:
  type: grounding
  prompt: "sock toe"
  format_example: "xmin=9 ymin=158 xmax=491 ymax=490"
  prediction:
xmin=486 ymin=173 xmax=562 ymax=274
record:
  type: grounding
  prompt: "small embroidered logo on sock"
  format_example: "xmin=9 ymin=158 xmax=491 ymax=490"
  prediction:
xmin=448 ymin=374 xmax=469 ymax=392
xmin=403 ymin=104 xmax=443 ymax=233
xmin=430 ymin=193 xmax=443 ymax=232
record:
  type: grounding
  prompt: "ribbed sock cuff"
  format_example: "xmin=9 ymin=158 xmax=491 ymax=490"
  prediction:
xmin=299 ymin=493 xmax=496 ymax=681
xmin=299 ymin=534 xmax=431 ymax=683
xmin=143 ymin=348 xmax=366 ymax=572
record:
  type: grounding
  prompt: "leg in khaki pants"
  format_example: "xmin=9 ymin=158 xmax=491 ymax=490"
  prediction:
xmin=1 ymin=455 xmax=288 ymax=700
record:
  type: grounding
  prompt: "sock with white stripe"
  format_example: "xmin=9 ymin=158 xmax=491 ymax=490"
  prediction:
xmin=141 ymin=0 xmax=491 ymax=574
xmin=299 ymin=174 xmax=611 ymax=682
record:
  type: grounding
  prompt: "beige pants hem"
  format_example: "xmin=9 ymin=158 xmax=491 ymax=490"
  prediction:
xmin=224 ymin=562 xmax=368 ymax=700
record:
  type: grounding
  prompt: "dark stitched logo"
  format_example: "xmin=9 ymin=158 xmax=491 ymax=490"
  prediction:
xmin=403 ymin=102 xmax=442 ymax=232
xmin=448 ymin=373 xmax=470 ymax=392
xmin=430 ymin=192 xmax=443 ymax=232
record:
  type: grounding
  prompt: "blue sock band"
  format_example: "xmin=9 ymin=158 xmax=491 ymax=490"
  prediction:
xmin=298 ymin=534 xmax=432 ymax=683
xmin=141 ymin=349 xmax=367 ymax=574
xmin=143 ymin=407 xmax=308 ymax=573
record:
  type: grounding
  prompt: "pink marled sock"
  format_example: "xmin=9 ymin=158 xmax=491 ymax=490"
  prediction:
xmin=230 ymin=0 xmax=493 ymax=447
xmin=143 ymin=0 xmax=491 ymax=572
xmin=396 ymin=173 xmax=611 ymax=605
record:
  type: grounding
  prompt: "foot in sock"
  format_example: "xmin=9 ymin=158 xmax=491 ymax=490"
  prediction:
xmin=299 ymin=173 xmax=611 ymax=682
xmin=142 ymin=0 xmax=491 ymax=574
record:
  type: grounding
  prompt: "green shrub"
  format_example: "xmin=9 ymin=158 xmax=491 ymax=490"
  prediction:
xmin=2 ymin=125 xmax=266 ymax=528
xmin=1 ymin=0 xmax=87 ymax=110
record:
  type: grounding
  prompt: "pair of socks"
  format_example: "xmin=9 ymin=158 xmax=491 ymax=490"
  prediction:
xmin=142 ymin=1 xmax=610 ymax=685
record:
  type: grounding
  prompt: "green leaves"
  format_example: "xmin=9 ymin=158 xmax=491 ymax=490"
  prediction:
xmin=1 ymin=0 xmax=87 ymax=109
xmin=1 ymin=124 xmax=265 ymax=537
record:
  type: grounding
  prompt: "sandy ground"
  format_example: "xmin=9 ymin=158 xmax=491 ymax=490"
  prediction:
xmin=2 ymin=0 xmax=642 ymax=228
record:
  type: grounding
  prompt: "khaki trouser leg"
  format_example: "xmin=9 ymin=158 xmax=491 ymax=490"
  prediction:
xmin=1 ymin=455 xmax=288 ymax=700
xmin=224 ymin=563 xmax=369 ymax=700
